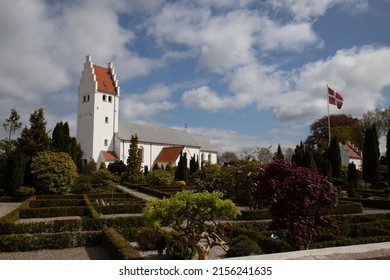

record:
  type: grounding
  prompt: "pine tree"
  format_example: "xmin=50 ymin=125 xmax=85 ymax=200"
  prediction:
xmin=189 ymin=154 xmax=199 ymax=175
xmin=363 ymin=125 xmax=380 ymax=187
xmin=2 ymin=148 xmax=27 ymax=195
xmin=125 ymin=134 xmax=144 ymax=182
xmin=347 ymin=162 xmax=357 ymax=197
xmin=275 ymin=144 xmax=284 ymax=160
xmin=175 ymin=152 xmax=188 ymax=181
xmin=328 ymin=137 xmax=341 ymax=178
xmin=17 ymin=108 xmax=51 ymax=157
xmin=52 ymin=121 xmax=70 ymax=152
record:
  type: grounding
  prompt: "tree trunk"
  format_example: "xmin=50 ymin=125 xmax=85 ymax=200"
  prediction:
xmin=195 ymin=245 xmax=209 ymax=260
xmin=197 ymin=250 xmax=209 ymax=260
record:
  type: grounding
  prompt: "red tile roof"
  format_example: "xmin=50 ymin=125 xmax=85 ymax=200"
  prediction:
xmin=342 ymin=143 xmax=362 ymax=159
xmin=101 ymin=151 xmax=119 ymax=161
xmin=154 ymin=146 xmax=184 ymax=164
xmin=93 ymin=65 xmax=117 ymax=94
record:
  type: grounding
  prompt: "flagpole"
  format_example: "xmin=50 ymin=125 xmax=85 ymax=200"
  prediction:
xmin=327 ymin=84 xmax=331 ymax=147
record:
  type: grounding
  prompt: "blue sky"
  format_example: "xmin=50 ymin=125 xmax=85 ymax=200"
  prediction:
xmin=1 ymin=0 xmax=390 ymax=155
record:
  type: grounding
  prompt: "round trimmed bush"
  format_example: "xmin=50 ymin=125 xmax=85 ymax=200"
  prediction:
xmin=226 ymin=235 xmax=263 ymax=258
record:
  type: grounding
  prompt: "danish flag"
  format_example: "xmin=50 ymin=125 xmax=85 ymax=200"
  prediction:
xmin=328 ymin=86 xmax=343 ymax=109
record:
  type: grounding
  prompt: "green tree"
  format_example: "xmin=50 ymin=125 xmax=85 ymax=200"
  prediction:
xmin=68 ymin=137 xmax=84 ymax=173
xmin=189 ymin=155 xmax=199 ymax=175
xmin=52 ymin=121 xmax=70 ymax=152
xmin=363 ymin=125 xmax=380 ymax=187
xmin=328 ymin=137 xmax=341 ymax=178
xmin=52 ymin=121 xmax=83 ymax=172
xmin=255 ymin=147 xmax=273 ymax=164
xmin=189 ymin=161 xmax=221 ymax=192
xmin=175 ymin=152 xmax=188 ymax=181
xmin=291 ymin=142 xmax=316 ymax=168
xmin=219 ymin=159 xmax=262 ymax=208
xmin=305 ymin=114 xmax=363 ymax=151
xmin=1 ymin=108 xmax=22 ymax=154
xmin=219 ymin=151 xmax=238 ymax=164
xmin=124 ymin=134 xmax=144 ymax=182
xmin=274 ymin=144 xmax=284 ymax=160
xmin=1 ymin=148 xmax=27 ymax=195
xmin=108 ymin=160 xmax=127 ymax=176
xmin=30 ymin=151 xmax=78 ymax=194
xmin=146 ymin=169 xmax=173 ymax=186
xmin=143 ymin=190 xmax=241 ymax=260
xmin=17 ymin=108 xmax=51 ymax=157
xmin=255 ymin=159 xmax=338 ymax=250
xmin=362 ymin=107 xmax=390 ymax=139
xmin=347 ymin=162 xmax=357 ymax=197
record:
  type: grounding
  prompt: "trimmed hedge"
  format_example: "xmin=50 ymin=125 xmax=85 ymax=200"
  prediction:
xmin=35 ymin=195 xmax=83 ymax=200
xmin=325 ymin=201 xmax=363 ymax=215
xmin=19 ymin=206 xmax=89 ymax=219
xmin=0 ymin=231 xmax=101 ymax=252
xmin=102 ymin=227 xmax=142 ymax=260
xmin=341 ymin=198 xmax=390 ymax=209
xmin=83 ymin=194 xmax=101 ymax=219
xmin=96 ymin=202 xmax=146 ymax=215
xmin=0 ymin=216 xmax=144 ymax=236
xmin=29 ymin=199 xmax=85 ymax=208
xmin=0 ymin=196 xmax=36 ymax=224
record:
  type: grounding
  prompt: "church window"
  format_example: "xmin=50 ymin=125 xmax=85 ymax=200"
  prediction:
xmin=104 ymin=139 xmax=108 ymax=146
xmin=105 ymin=117 xmax=109 ymax=124
xmin=108 ymin=96 xmax=112 ymax=102
xmin=87 ymin=95 xmax=90 ymax=102
xmin=103 ymin=95 xmax=107 ymax=102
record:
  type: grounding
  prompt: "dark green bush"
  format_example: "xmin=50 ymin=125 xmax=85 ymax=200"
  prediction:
xmin=226 ymin=235 xmax=263 ymax=257
xmin=146 ymin=170 xmax=174 ymax=186
xmin=14 ymin=186 xmax=36 ymax=197
xmin=102 ymin=227 xmax=142 ymax=260
xmin=165 ymin=233 xmax=195 ymax=260
xmin=135 ymin=227 xmax=167 ymax=254
xmin=237 ymin=209 xmax=270 ymax=220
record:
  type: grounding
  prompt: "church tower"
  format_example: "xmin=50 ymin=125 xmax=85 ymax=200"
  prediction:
xmin=77 ymin=55 xmax=120 ymax=168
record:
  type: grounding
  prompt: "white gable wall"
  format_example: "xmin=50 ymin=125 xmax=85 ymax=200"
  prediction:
xmin=77 ymin=56 xmax=97 ymax=164
xmin=77 ymin=55 xmax=119 ymax=168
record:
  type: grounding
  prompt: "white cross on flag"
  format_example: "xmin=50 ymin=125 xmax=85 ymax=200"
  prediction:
xmin=328 ymin=86 xmax=343 ymax=109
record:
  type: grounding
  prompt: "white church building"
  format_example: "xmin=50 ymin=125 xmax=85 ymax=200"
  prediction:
xmin=77 ymin=55 xmax=218 ymax=170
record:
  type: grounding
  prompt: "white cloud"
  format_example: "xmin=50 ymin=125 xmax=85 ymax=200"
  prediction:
xmin=120 ymin=84 xmax=176 ymax=120
xmin=275 ymin=45 xmax=390 ymax=122
xmin=147 ymin=2 xmax=324 ymax=73
xmin=267 ymin=0 xmax=368 ymax=20
xmin=258 ymin=19 xmax=323 ymax=51
xmin=182 ymin=86 xmax=227 ymax=112
xmin=0 ymin=0 xmax=160 ymax=138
